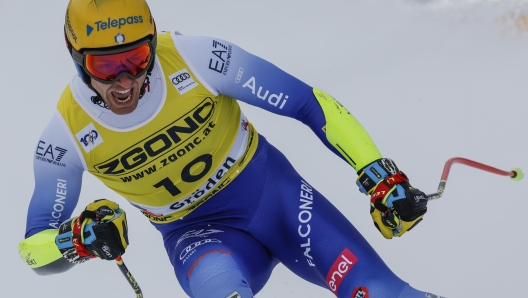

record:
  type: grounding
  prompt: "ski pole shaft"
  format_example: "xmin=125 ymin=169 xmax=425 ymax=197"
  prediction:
xmin=426 ymin=157 xmax=523 ymax=201
xmin=115 ymin=256 xmax=143 ymax=297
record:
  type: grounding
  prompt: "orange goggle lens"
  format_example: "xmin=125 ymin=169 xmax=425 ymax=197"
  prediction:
xmin=85 ymin=43 xmax=152 ymax=81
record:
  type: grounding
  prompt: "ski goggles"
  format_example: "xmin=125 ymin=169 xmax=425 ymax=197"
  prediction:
xmin=71 ymin=36 xmax=156 ymax=84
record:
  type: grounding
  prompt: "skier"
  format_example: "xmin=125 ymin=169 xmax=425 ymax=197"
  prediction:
xmin=19 ymin=0 xmax=444 ymax=297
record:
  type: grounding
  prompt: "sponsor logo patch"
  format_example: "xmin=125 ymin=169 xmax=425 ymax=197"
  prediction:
xmin=94 ymin=99 xmax=213 ymax=176
xmin=169 ymin=69 xmax=198 ymax=95
xmin=326 ymin=248 xmax=359 ymax=294
xmin=76 ymin=123 xmax=103 ymax=153
xmin=352 ymin=286 xmax=369 ymax=298
xmin=115 ymin=33 xmax=125 ymax=44
xmin=92 ymin=16 xmax=144 ymax=33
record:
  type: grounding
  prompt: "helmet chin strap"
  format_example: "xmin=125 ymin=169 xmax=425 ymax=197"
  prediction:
xmin=90 ymin=72 xmax=152 ymax=110
xmin=139 ymin=73 xmax=151 ymax=98
xmin=89 ymin=85 xmax=108 ymax=109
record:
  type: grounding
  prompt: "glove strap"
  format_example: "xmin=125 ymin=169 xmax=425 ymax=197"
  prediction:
xmin=370 ymin=173 xmax=409 ymax=204
xmin=356 ymin=158 xmax=400 ymax=194
xmin=71 ymin=215 xmax=94 ymax=258
xmin=56 ymin=218 xmax=93 ymax=264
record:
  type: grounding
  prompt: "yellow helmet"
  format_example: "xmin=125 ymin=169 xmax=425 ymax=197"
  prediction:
xmin=65 ymin=0 xmax=155 ymax=51
xmin=64 ymin=0 xmax=157 ymax=86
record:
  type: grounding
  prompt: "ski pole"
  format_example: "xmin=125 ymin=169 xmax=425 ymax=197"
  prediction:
xmin=426 ymin=157 xmax=523 ymax=201
xmin=115 ymin=256 xmax=143 ymax=297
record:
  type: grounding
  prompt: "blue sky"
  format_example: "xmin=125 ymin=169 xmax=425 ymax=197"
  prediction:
xmin=2 ymin=0 xmax=528 ymax=297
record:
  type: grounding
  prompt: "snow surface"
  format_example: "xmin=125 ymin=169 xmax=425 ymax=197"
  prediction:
xmin=2 ymin=0 xmax=528 ymax=297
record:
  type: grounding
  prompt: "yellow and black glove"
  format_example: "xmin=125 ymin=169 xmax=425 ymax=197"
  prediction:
xmin=56 ymin=199 xmax=129 ymax=263
xmin=357 ymin=158 xmax=427 ymax=239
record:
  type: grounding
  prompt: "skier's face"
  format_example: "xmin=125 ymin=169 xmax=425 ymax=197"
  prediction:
xmin=91 ymin=72 xmax=147 ymax=115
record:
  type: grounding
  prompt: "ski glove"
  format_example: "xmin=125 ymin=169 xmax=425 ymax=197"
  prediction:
xmin=56 ymin=199 xmax=129 ymax=263
xmin=356 ymin=158 xmax=428 ymax=239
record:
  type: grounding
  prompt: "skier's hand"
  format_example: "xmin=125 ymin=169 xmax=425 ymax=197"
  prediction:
xmin=56 ymin=199 xmax=129 ymax=263
xmin=356 ymin=158 xmax=428 ymax=239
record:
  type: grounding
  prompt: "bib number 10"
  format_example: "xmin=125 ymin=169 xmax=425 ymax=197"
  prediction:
xmin=153 ymin=154 xmax=213 ymax=196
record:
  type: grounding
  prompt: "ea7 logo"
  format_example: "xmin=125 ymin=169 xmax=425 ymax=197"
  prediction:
xmin=76 ymin=123 xmax=104 ymax=153
xmin=209 ymin=40 xmax=233 ymax=75
xmin=36 ymin=141 xmax=68 ymax=162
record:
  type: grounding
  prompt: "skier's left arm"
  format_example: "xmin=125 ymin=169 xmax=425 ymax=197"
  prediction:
xmin=174 ymin=34 xmax=427 ymax=238
xmin=174 ymin=34 xmax=379 ymax=170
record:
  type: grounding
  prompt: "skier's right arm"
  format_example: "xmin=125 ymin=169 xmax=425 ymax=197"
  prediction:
xmin=18 ymin=113 xmax=84 ymax=275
